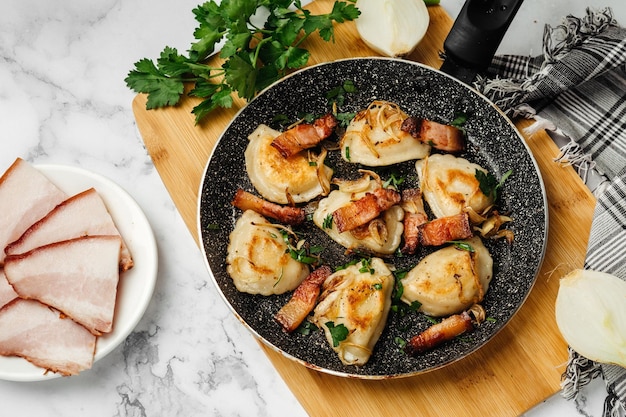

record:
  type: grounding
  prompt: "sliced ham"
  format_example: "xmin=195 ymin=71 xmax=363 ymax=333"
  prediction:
xmin=0 ymin=299 xmax=96 ymax=376
xmin=0 ymin=158 xmax=68 ymax=265
xmin=0 ymin=269 xmax=18 ymax=309
xmin=4 ymin=235 xmax=122 ymax=335
xmin=6 ymin=188 xmax=133 ymax=271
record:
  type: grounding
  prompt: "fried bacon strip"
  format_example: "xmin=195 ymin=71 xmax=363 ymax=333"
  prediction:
xmin=401 ymin=116 xmax=465 ymax=153
xmin=333 ymin=188 xmax=401 ymax=233
xmin=231 ymin=189 xmax=305 ymax=226
xmin=275 ymin=265 xmax=333 ymax=333
xmin=404 ymin=311 xmax=474 ymax=355
xmin=271 ymin=113 xmax=338 ymax=158
xmin=418 ymin=212 xmax=472 ymax=246
xmin=400 ymin=188 xmax=429 ymax=254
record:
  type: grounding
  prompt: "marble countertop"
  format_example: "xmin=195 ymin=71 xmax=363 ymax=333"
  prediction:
xmin=0 ymin=0 xmax=622 ymax=415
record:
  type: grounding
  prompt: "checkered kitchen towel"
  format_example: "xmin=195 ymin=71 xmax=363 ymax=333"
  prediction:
xmin=474 ymin=7 xmax=626 ymax=417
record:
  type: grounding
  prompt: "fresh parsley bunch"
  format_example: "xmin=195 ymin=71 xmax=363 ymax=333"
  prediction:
xmin=125 ymin=0 xmax=360 ymax=123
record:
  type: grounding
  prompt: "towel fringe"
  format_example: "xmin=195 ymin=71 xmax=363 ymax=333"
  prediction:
xmin=603 ymin=392 xmax=626 ymax=417
xmin=522 ymin=115 xmax=556 ymax=136
xmin=561 ymin=348 xmax=602 ymax=400
xmin=554 ymin=139 xmax=598 ymax=183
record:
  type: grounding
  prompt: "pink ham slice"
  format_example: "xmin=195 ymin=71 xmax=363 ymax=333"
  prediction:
xmin=0 ymin=269 xmax=18 ymax=309
xmin=4 ymin=235 xmax=122 ymax=335
xmin=0 ymin=299 xmax=97 ymax=376
xmin=6 ymin=188 xmax=133 ymax=271
xmin=0 ymin=158 xmax=68 ymax=266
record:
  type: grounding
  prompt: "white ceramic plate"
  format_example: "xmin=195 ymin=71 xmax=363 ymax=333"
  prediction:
xmin=0 ymin=164 xmax=158 ymax=381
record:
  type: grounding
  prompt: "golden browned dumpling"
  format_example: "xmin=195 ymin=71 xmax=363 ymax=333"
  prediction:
xmin=313 ymin=258 xmax=394 ymax=366
xmin=340 ymin=101 xmax=430 ymax=166
xmin=416 ymin=153 xmax=494 ymax=218
xmin=312 ymin=179 xmax=404 ymax=256
xmin=245 ymin=124 xmax=333 ymax=204
xmin=400 ymin=237 xmax=493 ymax=317
xmin=226 ymin=210 xmax=309 ymax=295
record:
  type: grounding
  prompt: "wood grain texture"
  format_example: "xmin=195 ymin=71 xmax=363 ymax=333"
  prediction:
xmin=132 ymin=2 xmax=596 ymax=416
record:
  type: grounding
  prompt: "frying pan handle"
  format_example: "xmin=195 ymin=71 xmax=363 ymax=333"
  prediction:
xmin=443 ymin=0 xmax=525 ymax=72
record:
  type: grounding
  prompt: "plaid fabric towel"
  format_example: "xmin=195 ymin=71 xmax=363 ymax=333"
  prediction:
xmin=473 ymin=7 xmax=626 ymax=417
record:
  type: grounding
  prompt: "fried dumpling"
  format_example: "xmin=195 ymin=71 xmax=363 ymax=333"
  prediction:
xmin=226 ymin=210 xmax=309 ymax=295
xmin=416 ymin=153 xmax=494 ymax=219
xmin=340 ymin=101 xmax=430 ymax=166
xmin=400 ymin=237 xmax=493 ymax=317
xmin=313 ymin=258 xmax=394 ymax=366
xmin=312 ymin=179 xmax=404 ymax=256
xmin=245 ymin=124 xmax=333 ymax=204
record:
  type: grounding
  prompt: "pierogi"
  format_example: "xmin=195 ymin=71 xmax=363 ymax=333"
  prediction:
xmin=312 ymin=179 xmax=404 ymax=256
xmin=313 ymin=258 xmax=394 ymax=366
xmin=340 ymin=101 xmax=430 ymax=166
xmin=416 ymin=153 xmax=494 ymax=219
xmin=400 ymin=237 xmax=493 ymax=317
xmin=245 ymin=124 xmax=333 ymax=204
xmin=226 ymin=210 xmax=310 ymax=295
xmin=223 ymin=95 xmax=514 ymax=367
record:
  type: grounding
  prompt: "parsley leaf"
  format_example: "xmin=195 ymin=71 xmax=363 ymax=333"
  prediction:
xmin=449 ymin=241 xmax=475 ymax=252
xmin=358 ymin=258 xmax=374 ymax=274
xmin=475 ymin=168 xmax=512 ymax=201
xmin=125 ymin=0 xmax=360 ymax=123
xmin=325 ymin=321 xmax=349 ymax=347
xmin=296 ymin=319 xmax=318 ymax=335
xmin=391 ymin=269 xmax=422 ymax=317
xmin=125 ymin=56 xmax=186 ymax=109
xmin=278 ymin=229 xmax=323 ymax=266
xmin=383 ymin=173 xmax=405 ymax=189
xmin=326 ymin=79 xmax=357 ymax=107
xmin=450 ymin=111 xmax=469 ymax=128
xmin=322 ymin=213 xmax=333 ymax=229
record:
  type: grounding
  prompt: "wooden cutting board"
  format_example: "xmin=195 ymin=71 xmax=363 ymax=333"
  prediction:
xmin=132 ymin=2 xmax=597 ymax=416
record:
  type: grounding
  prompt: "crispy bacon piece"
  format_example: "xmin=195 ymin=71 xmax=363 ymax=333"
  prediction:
xmin=275 ymin=265 xmax=332 ymax=333
xmin=401 ymin=116 xmax=465 ymax=153
xmin=271 ymin=113 xmax=338 ymax=158
xmin=404 ymin=311 xmax=474 ymax=355
xmin=231 ymin=189 xmax=305 ymax=226
xmin=418 ymin=212 xmax=472 ymax=246
xmin=400 ymin=188 xmax=429 ymax=254
xmin=332 ymin=188 xmax=401 ymax=233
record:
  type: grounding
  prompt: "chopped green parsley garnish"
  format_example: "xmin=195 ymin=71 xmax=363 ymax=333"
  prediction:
xmin=476 ymin=168 xmax=512 ymax=201
xmin=325 ymin=321 xmax=349 ymax=347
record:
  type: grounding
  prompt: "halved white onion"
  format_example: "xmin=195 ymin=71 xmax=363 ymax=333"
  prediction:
xmin=355 ymin=0 xmax=430 ymax=57
xmin=555 ymin=269 xmax=626 ymax=367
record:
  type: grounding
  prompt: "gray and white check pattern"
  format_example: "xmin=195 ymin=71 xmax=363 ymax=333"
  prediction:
xmin=475 ymin=7 xmax=626 ymax=417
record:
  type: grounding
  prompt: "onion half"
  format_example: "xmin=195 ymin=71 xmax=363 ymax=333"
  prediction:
xmin=355 ymin=0 xmax=430 ymax=57
xmin=555 ymin=269 xmax=626 ymax=367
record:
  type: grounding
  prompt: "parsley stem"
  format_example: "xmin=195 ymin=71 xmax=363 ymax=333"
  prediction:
xmin=252 ymin=37 xmax=273 ymax=68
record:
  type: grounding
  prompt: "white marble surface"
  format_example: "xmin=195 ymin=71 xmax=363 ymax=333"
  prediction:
xmin=0 ymin=0 xmax=623 ymax=416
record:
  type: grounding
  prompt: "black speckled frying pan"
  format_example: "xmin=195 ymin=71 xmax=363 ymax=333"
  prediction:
xmin=197 ymin=55 xmax=547 ymax=379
